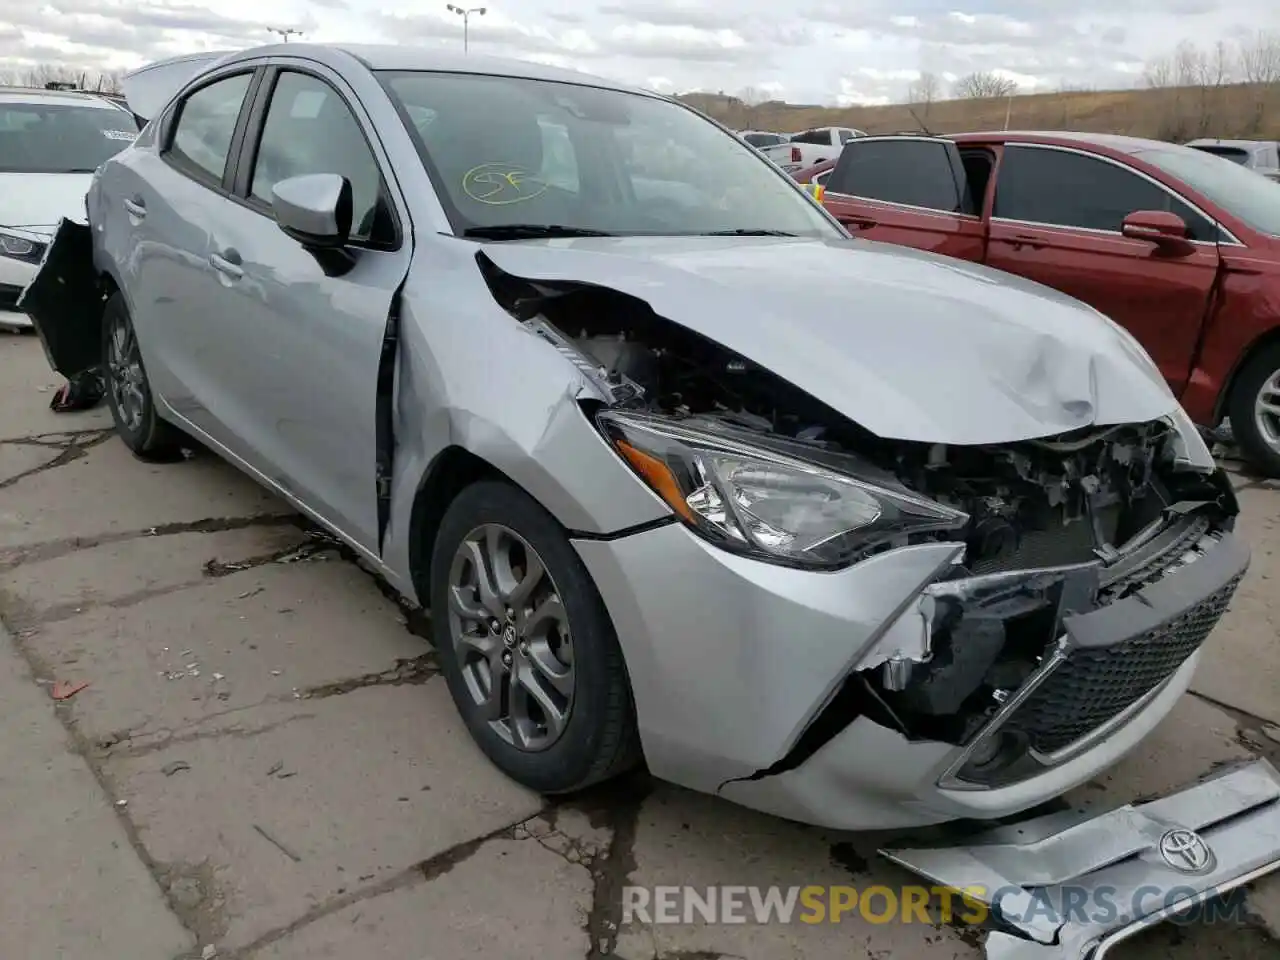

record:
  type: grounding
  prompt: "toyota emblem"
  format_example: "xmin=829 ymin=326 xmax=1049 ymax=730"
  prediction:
xmin=1157 ymin=828 xmax=1216 ymax=874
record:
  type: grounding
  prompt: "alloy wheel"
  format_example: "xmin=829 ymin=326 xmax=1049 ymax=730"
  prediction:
xmin=1253 ymin=368 xmax=1280 ymax=455
xmin=445 ymin=523 xmax=575 ymax=752
xmin=106 ymin=309 xmax=145 ymax=434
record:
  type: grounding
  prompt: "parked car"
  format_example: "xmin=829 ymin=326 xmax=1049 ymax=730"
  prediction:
xmin=810 ymin=130 xmax=1280 ymax=475
xmin=791 ymin=157 xmax=835 ymax=186
xmin=760 ymin=125 xmax=865 ymax=173
xmin=1185 ymin=138 xmax=1280 ymax=183
xmin=21 ymin=50 xmax=1279 ymax=950
xmin=737 ymin=129 xmax=787 ymax=150
xmin=0 ymin=86 xmax=138 ymax=330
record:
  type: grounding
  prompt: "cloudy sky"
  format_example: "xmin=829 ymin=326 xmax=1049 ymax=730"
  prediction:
xmin=0 ymin=0 xmax=1271 ymax=105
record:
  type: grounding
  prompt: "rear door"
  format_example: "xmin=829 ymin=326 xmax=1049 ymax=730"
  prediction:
xmin=986 ymin=143 xmax=1223 ymax=393
xmin=820 ymin=135 xmax=986 ymax=261
xmin=107 ymin=65 xmax=261 ymax=413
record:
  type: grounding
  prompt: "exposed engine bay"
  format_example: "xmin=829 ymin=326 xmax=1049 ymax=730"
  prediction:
xmin=482 ymin=256 xmax=1241 ymax=782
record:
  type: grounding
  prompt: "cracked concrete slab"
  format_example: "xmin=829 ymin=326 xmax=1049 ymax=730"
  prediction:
xmin=0 ymin=440 xmax=64 ymax=484
xmin=0 ymin=524 xmax=310 ymax=627
xmin=15 ymin=555 xmax=432 ymax=739
xmin=250 ymin=827 xmax=594 ymax=959
xmin=0 ymin=333 xmax=112 ymax=439
xmin=0 ymin=621 xmax=194 ymax=960
xmin=0 ymin=439 xmax=289 ymax=552
xmin=1191 ymin=485 xmax=1280 ymax=726
xmin=102 ymin=686 xmax=543 ymax=951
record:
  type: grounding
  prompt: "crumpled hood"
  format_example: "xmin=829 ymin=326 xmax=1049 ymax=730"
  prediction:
xmin=0 ymin=173 xmax=94 ymax=234
xmin=481 ymin=235 xmax=1178 ymax=444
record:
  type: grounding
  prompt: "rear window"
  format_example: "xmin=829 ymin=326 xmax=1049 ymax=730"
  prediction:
xmin=0 ymin=102 xmax=138 ymax=173
xmin=743 ymin=132 xmax=785 ymax=147
xmin=790 ymin=129 xmax=832 ymax=146
xmin=1188 ymin=145 xmax=1250 ymax=165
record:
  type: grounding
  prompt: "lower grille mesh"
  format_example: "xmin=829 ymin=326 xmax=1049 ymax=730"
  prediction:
xmin=1006 ymin=571 xmax=1244 ymax=754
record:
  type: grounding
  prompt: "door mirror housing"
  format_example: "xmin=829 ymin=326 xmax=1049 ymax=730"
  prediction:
xmin=1121 ymin=210 xmax=1193 ymax=253
xmin=271 ymin=173 xmax=352 ymax=249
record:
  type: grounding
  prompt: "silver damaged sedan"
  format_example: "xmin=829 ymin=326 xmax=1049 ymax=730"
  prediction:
xmin=22 ymin=45 xmax=1280 ymax=957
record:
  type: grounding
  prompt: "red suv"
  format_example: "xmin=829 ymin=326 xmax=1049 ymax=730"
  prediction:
xmin=810 ymin=131 xmax=1280 ymax=475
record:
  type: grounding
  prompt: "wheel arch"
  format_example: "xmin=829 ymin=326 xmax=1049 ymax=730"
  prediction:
xmin=1213 ymin=323 xmax=1280 ymax=425
xmin=405 ymin=445 xmax=511 ymax=606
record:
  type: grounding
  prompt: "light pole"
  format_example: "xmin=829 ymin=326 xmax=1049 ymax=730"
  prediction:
xmin=446 ymin=5 xmax=486 ymax=53
xmin=268 ymin=27 xmax=303 ymax=42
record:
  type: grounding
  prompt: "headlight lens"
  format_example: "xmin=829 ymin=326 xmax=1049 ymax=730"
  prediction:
xmin=0 ymin=230 xmax=46 ymax=263
xmin=598 ymin=410 xmax=969 ymax=568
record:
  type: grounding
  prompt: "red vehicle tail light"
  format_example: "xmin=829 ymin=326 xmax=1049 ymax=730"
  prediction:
xmin=791 ymin=146 xmax=802 ymax=163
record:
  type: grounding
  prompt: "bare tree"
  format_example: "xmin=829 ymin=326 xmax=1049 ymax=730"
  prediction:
xmin=1238 ymin=29 xmax=1280 ymax=85
xmin=1173 ymin=40 xmax=1205 ymax=87
xmin=952 ymin=71 xmax=1018 ymax=99
xmin=1143 ymin=55 xmax=1175 ymax=88
xmin=907 ymin=71 xmax=941 ymax=111
xmin=735 ymin=85 xmax=768 ymax=127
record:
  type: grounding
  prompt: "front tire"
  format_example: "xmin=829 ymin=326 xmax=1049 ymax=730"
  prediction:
xmin=1228 ymin=341 xmax=1280 ymax=478
xmin=101 ymin=292 xmax=183 ymax=460
xmin=429 ymin=480 xmax=640 ymax=794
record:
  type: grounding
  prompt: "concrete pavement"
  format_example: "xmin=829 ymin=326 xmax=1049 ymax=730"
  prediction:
xmin=2 ymin=329 xmax=1279 ymax=959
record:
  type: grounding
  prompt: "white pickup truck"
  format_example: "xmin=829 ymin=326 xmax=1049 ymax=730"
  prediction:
xmin=761 ymin=125 xmax=866 ymax=173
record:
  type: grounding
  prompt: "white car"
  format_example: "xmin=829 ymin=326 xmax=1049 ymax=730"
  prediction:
xmin=0 ymin=87 xmax=138 ymax=331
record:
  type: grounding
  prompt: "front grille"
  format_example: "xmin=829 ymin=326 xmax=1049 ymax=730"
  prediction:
xmin=1005 ymin=571 xmax=1244 ymax=754
xmin=0 ymin=282 xmax=22 ymax=311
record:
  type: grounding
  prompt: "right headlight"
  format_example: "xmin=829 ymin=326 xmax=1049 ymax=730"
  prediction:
xmin=597 ymin=410 xmax=969 ymax=570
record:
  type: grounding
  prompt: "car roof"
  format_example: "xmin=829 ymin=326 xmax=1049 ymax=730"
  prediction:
xmin=950 ymin=130 xmax=1180 ymax=154
xmin=1184 ymin=138 xmax=1269 ymax=148
xmin=0 ymin=87 xmax=123 ymax=109
xmin=215 ymin=42 xmax=658 ymax=99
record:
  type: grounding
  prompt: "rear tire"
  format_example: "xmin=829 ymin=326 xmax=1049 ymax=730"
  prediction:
xmin=101 ymin=292 xmax=184 ymax=461
xmin=429 ymin=479 xmax=641 ymax=795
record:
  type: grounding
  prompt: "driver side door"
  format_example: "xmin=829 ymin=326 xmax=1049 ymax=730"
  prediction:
xmin=191 ymin=63 xmax=413 ymax=550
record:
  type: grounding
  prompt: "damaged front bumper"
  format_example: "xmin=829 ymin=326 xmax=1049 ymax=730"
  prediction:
xmin=883 ymin=758 xmax=1280 ymax=958
xmin=573 ymin=482 xmax=1248 ymax=830
xmin=14 ymin=217 xmax=103 ymax=376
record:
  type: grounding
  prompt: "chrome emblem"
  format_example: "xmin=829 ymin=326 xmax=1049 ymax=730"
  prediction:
xmin=1157 ymin=828 xmax=1215 ymax=874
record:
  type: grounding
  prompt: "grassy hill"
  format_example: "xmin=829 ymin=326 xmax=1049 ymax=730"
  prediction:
xmin=679 ymin=82 xmax=1280 ymax=142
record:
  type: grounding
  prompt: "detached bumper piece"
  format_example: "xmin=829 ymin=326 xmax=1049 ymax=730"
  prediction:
xmin=16 ymin=217 xmax=102 ymax=377
xmin=883 ymin=759 xmax=1280 ymax=959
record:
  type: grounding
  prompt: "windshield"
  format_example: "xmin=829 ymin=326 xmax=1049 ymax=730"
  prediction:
xmin=1135 ymin=144 xmax=1280 ymax=237
xmin=378 ymin=71 xmax=840 ymax=240
xmin=0 ymin=101 xmax=138 ymax=174
xmin=1188 ymin=145 xmax=1250 ymax=164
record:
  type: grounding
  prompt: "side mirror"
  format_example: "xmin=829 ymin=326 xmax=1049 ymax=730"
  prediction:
xmin=1121 ymin=210 xmax=1193 ymax=254
xmin=271 ymin=173 xmax=352 ymax=249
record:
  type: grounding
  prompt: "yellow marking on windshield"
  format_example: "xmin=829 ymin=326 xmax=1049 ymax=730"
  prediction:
xmin=462 ymin=163 xmax=549 ymax=205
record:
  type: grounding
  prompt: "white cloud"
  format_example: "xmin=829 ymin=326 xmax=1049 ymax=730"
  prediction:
xmin=0 ymin=0 xmax=1271 ymax=106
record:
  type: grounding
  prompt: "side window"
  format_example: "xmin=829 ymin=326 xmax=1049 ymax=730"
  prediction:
xmin=838 ymin=129 xmax=857 ymax=144
xmin=249 ymin=71 xmax=390 ymax=244
xmin=790 ymin=129 xmax=830 ymax=146
xmin=168 ymin=72 xmax=253 ymax=184
xmin=811 ymin=169 xmax=831 ymax=187
xmin=827 ymin=139 xmax=964 ymax=213
xmin=994 ymin=146 xmax=1219 ymax=241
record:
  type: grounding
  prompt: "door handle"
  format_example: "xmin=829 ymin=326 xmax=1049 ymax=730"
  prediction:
xmin=1008 ymin=233 xmax=1045 ymax=249
xmin=840 ymin=216 xmax=878 ymax=230
xmin=123 ymin=197 xmax=145 ymax=219
xmin=209 ymin=249 xmax=243 ymax=280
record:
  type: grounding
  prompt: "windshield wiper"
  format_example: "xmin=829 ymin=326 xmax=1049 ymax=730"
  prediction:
xmin=699 ymin=229 xmax=798 ymax=237
xmin=462 ymin=224 xmax=616 ymax=240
